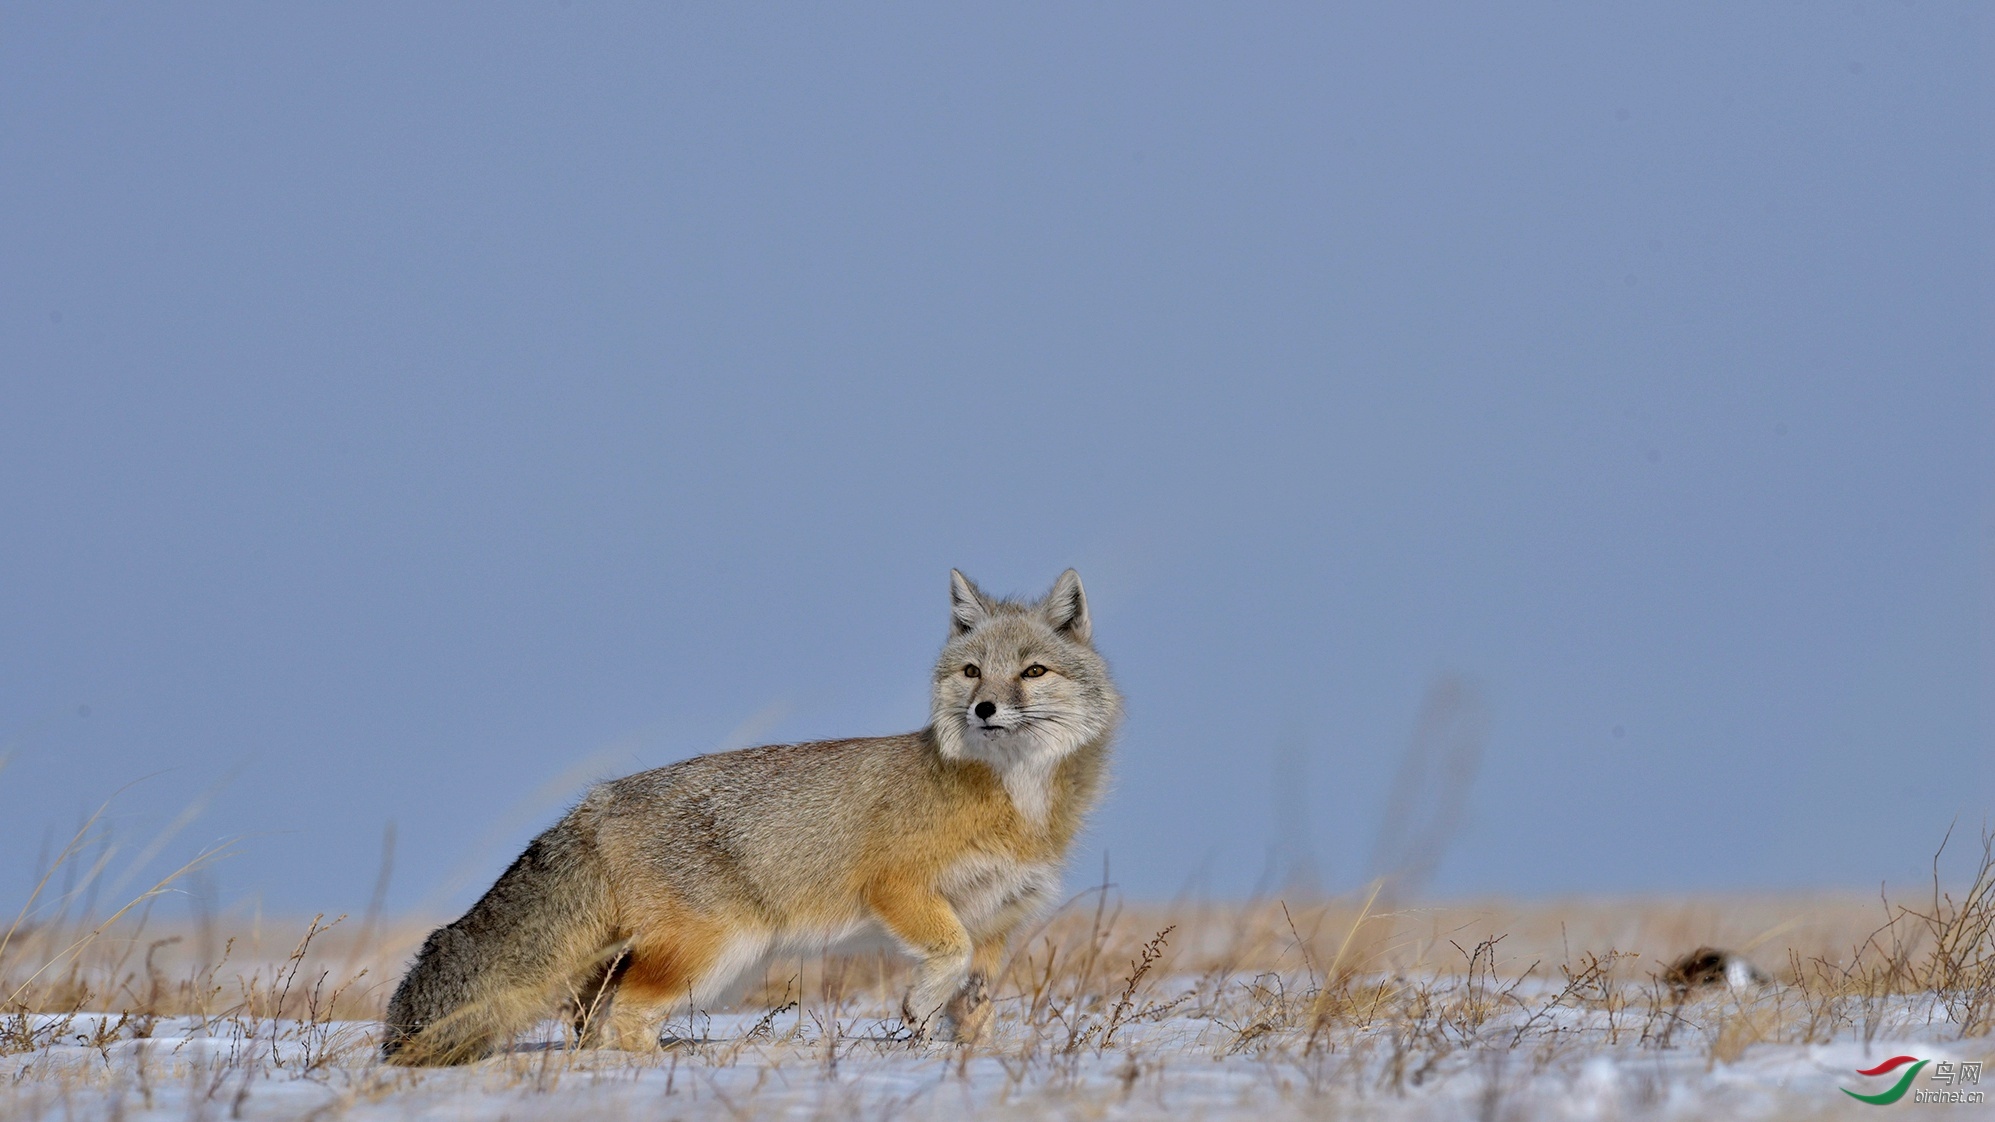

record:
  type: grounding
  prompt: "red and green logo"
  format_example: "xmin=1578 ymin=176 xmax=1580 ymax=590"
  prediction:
xmin=1842 ymin=1056 xmax=1926 ymax=1105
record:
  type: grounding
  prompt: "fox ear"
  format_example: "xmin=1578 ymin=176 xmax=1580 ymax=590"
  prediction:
xmin=1040 ymin=569 xmax=1091 ymax=642
xmin=949 ymin=569 xmax=992 ymax=634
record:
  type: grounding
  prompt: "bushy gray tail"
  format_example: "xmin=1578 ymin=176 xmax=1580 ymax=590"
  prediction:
xmin=382 ymin=820 xmax=619 ymax=1065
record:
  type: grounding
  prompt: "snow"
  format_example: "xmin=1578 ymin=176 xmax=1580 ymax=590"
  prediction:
xmin=5 ymin=981 xmax=1991 ymax=1119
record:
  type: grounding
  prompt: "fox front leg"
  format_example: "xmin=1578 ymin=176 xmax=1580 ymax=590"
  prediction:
xmin=940 ymin=940 xmax=1006 ymax=1044
xmin=937 ymin=962 xmax=993 ymax=1038
xmin=865 ymin=881 xmax=973 ymax=1041
xmin=944 ymin=884 xmax=1049 ymax=1044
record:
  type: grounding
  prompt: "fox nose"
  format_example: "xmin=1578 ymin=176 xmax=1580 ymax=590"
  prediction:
xmin=974 ymin=700 xmax=997 ymax=720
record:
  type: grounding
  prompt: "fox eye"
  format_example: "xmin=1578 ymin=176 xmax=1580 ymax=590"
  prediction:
xmin=962 ymin=664 xmax=980 ymax=678
xmin=1021 ymin=664 xmax=1048 ymax=678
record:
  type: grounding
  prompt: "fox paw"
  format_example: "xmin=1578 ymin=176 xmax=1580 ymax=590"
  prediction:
xmin=904 ymin=966 xmax=994 ymax=1044
xmin=898 ymin=994 xmax=933 ymax=1042
xmin=942 ymin=972 xmax=992 ymax=1044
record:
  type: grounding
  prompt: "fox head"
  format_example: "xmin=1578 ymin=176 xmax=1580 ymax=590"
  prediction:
xmin=931 ymin=569 xmax=1121 ymax=772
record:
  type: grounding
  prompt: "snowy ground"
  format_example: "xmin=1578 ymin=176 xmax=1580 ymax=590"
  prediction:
xmin=5 ymin=982 xmax=1990 ymax=1120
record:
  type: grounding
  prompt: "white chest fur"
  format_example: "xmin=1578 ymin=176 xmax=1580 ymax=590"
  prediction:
xmin=999 ymin=753 xmax=1063 ymax=824
xmin=958 ymin=726 xmax=1078 ymax=826
xmin=939 ymin=854 xmax=1061 ymax=937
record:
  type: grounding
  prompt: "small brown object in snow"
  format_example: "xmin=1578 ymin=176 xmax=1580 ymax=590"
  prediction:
xmin=1663 ymin=946 xmax=1770 ymax=992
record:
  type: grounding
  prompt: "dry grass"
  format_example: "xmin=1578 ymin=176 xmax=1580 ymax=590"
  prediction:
xmin=3 ymin=823 xmax=1993 ymax=1118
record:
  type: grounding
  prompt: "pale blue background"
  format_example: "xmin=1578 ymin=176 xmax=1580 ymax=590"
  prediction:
xmin=2 ymin=4 xmax=1988 ymax=916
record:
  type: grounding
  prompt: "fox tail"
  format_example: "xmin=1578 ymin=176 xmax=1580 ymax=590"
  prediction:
xmin=381 ymin=822 xmax=619 ymax=1066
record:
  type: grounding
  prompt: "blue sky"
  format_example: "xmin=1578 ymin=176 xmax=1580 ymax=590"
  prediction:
xmin=2 ymin=4 xmax=1988 ymax=917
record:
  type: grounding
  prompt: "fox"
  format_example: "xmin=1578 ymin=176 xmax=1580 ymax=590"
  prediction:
xmin=381 ymin=569 xmax=1120 ymax=1065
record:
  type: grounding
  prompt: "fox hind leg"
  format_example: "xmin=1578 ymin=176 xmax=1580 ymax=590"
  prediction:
xmin=587 ymin=925 xmax=772 ymax=1050
xmin=568 ymin=944 xmax=635 ymax=1049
